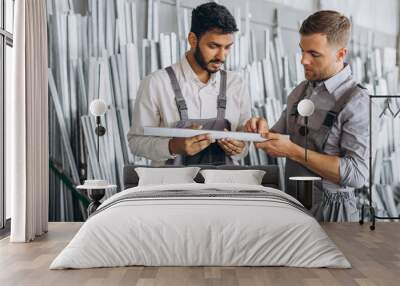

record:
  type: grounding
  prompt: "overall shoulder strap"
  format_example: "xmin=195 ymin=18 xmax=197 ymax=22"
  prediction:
xmin=288 ymin=81 xmax=310 ymax=116
xmin=165 ymin=66 xmax=188 ymax=120
xmin=315 ymin=82 xmax=362 ymax=150
xmin=217 ymin=70 xmax=227 ymax=119
xmin=322 ymin=82 xmax=361 ymax=130
xmin=287 ymin=81 xmax=309 ymax=134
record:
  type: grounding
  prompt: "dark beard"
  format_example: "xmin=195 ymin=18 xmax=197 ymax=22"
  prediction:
xmin=194 ymin=44 xmax=224 ymax=74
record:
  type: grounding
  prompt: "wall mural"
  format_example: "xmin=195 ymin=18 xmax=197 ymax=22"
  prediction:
xmin=46 ymin=0 xmax=400 ymax=221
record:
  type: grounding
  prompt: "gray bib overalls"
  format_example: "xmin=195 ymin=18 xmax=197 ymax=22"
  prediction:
xmin=285 ymin=81 xmax=365 ymax=222
xmin=165 ymin=66 xmax=233 ymax=166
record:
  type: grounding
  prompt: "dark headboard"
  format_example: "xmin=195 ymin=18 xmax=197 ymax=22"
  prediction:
xmin=123 ymin=165 xmax=282 ymax=190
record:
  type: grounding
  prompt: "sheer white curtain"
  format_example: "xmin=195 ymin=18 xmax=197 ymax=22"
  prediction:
xmin=8 ymin=0 xmax=48 ymax=242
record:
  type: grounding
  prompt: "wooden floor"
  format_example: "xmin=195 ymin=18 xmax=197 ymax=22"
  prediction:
xmin=0 ymin=222 xmax=399 ymax=286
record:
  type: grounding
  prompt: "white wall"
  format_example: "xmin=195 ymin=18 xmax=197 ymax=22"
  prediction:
xmin=320 ymin=0 xmax=399 ymax=36
xmin=262 ymin=0 xmax=316 ymax=11
xmin=72 ymin=0 xmax=399 ymax=52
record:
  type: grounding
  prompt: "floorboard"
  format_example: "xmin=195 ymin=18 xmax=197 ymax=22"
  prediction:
xmin=0 ymin=222 xmax=399 ymax=286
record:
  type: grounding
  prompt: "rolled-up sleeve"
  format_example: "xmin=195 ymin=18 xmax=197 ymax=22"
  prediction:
xmin=127 ymin=74 xmax=175 ymax=162
xmin=339 ymin=94 xmax=369 ymax=188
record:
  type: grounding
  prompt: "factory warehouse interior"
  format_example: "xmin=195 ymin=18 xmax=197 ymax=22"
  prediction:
xmin=2 ymin=0 xmax=400 ymax=285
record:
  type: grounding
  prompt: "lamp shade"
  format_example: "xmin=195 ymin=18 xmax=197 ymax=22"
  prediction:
xmin=297 ymin=99 xmax=315 ymax=117
xmin=89 ymin=99 xmax=107 ymax=116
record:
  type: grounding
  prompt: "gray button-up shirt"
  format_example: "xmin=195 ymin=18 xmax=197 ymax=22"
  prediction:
xmin=272 ymin=64 xmax=370 ymax=192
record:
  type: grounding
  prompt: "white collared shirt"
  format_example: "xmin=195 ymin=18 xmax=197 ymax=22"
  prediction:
xmin=127 ymin=55 xmax=252 ymax=165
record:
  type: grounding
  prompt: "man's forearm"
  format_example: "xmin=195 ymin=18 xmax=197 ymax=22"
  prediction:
xmin=128 ymin=135 xmax=173 ymax=162
xmin=289 ymin=143 xmax=341 ymax=184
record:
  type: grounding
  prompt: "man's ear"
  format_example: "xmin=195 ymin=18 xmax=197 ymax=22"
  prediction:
xmin=188 ymin=32 xmax=198 ymax=50
xmin=336 ymin=47 xmax=347 ymax=62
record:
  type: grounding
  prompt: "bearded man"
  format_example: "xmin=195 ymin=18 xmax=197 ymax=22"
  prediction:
xmin=128 ymin=2 xmax=251 ymax=166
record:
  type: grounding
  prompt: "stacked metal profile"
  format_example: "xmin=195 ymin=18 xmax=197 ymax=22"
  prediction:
xmin=47 ymin=0 xmax=146 ymax=220
xmin=47 ymin=0 xmax=399 ymax=220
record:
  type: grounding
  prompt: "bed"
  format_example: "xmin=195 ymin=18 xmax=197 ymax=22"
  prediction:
xmin=50 ymin=165 xmax=350 ymax=269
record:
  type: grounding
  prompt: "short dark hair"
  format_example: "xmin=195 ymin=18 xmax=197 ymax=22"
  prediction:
xmin=299 ymin=10 xmax=351 ymax=47
xmin=190 ymin=2 xmax=238 ymax=38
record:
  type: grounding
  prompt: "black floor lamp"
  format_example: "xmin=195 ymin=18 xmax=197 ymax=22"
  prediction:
xmin=289 ymin=99 xmax=321 ymax=209
xmin=77 ymin=99 xmax=116 ymax=216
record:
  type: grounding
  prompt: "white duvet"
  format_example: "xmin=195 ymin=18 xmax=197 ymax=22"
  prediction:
xmin=50 ymin=183 xmax=351 ymax=269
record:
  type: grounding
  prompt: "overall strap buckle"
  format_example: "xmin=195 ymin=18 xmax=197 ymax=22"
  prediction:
xmin=323 ymin=111 xmax=338 ymax=128
xmin=217 ymin=98 xmax=227 ymax=109
xmin=175 ymin=98 xmax=187 ymax=110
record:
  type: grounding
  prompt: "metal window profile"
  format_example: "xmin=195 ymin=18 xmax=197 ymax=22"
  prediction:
xmin=0 ymin=28 xmax=13 ymax=40
xmin=0 ymin=0 xmax=8 ymax=229
xmin=0 ymin=33 xmax=4 ymax=229
xmin=5 ymin=35 xmax=12 ymax=46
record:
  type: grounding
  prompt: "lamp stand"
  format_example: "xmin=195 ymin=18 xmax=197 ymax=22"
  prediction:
xmin=87 ymin=189 xmax=106 ymax=215
xmin=94 ymin=116 xmax=106 ymax=163
xmin=305 ymin=117 xmax=308 ymax=161
xmin=86 ymin=116 xmax=107 ymax=216
xmin=289 ymin=177 xmax=321 ymax=210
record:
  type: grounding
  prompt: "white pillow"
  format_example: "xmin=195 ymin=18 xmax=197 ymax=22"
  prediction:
xmin=200 ymin=169 xmax=266 ymax=185
xmin=135 ymin=167 xmax=201 ymax=186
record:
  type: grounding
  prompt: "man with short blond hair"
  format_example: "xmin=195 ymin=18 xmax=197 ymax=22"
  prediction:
xmin=245 ymin=10 xmax=369 ymax=222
